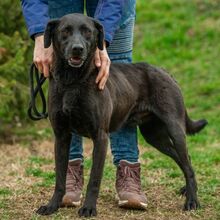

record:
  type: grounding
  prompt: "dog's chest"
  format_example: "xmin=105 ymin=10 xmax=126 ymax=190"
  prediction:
xmin=62 ymin=88 xmax=80 ymax=113
xmin=62 ymin=87 xmax=93 ymax=137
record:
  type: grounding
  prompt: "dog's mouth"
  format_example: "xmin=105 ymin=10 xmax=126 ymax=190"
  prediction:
xmin=68 ymin=56 xmax=84 ymax=67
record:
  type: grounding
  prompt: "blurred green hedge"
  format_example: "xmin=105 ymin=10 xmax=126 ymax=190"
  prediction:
xmin=0 ymin=0 xmax=33 ymax=132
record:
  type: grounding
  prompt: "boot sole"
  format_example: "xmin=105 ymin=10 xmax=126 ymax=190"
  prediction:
xmin=61 ymin=200 xmax=81 ymax=207
xmin=116 ymin=195 xmax=147 ymax=210
xmin=61 ymin=194 xmax=83 ymax=207
xmin=118 ymin=200 xmax=147 ymax=210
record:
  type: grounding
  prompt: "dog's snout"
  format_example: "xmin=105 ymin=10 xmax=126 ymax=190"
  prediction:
xmin=72 ymin=44 xmax=84 ymax=54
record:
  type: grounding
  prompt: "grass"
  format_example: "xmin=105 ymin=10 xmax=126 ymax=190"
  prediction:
xmin=0 ymin=0 xmax=220 ymax=219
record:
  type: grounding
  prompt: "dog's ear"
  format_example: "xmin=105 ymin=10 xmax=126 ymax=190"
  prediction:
xmin=93 ymin=19 xmax=104 ymax=50
xmin=44 ymin=19 xmax=60 ymax=48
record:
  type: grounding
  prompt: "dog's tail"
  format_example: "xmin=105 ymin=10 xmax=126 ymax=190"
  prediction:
xmin=185 ymin=110 xmax=208 ymax=135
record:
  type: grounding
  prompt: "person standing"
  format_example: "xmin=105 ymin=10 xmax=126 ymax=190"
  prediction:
xmin=21 ymin=0 xmax=147 ymax=209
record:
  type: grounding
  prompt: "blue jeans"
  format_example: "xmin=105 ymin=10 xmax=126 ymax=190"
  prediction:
xmin=48 ymin=0 xmax=138 ymax=166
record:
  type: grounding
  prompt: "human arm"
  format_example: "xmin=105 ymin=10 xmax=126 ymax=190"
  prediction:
xmin=94 ymin=0 xmax=126 ymax=89
xmin=21 ymin=0 xmax=49 ymax=39
xmin=94 ymin=0 xmax=126 ymax=45
xmin=21 ymin=0 xmax=52 ymax=77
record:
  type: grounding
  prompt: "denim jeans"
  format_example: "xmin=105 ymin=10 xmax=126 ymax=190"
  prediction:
xmin=48 ymin=0 xmax=138 ymax=166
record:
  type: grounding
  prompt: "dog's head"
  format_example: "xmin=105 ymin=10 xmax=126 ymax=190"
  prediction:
xmin=44 ymin=13 xmax=104 ymax=68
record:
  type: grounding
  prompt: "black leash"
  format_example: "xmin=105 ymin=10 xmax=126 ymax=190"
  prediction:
xmin=27 ymin=63 xmax=48 ymax=120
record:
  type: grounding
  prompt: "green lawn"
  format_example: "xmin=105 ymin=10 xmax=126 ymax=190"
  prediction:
xmin=0 ymin=0 xmax=219 ymax=219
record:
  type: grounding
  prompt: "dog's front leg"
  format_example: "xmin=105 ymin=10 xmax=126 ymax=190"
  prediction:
xmin=36 ymin=132 xmax=71 ymax=215
xmin=78 ymin=130 xmax=108 ymax=217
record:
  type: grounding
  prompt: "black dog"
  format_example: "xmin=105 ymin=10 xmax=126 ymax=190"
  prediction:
xmin=36 ymin=14 xmax=207 ymax=217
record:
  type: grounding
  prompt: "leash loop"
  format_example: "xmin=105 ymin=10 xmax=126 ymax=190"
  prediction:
xmin=27 ymin=63 xmax=48 ymax=120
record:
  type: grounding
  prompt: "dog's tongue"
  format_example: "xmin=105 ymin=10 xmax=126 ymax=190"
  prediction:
xmin=70 ymin=57 xmax=82 ymax=65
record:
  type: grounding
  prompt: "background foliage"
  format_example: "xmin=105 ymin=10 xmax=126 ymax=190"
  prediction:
xmin=0 ymin=0 xmax=32 ymax=134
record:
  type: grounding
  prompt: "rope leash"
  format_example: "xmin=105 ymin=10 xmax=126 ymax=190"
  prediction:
xmin=27 ymin=63 xmax=48 ymax=120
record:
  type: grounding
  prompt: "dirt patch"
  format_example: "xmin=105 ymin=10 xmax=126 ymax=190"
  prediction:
xmin=0 ymin=140 xmax=218 ymax=220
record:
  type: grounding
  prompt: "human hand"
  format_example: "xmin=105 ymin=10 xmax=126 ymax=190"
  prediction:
xmin=95 ymin=42 xmax=110 ymax=90
xmin=34 ymin=35 xmax=53 ymax=77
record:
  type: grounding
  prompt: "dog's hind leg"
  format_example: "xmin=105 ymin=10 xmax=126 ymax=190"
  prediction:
xmin=139 ymin=117 xmax=199 ymax=210
xmin=139 ymin=117 xmax=187 ymax=194
xmin=164 ymin=118 xmax=199 ymax=210
xmin=36 ymin=125 xmax=71 ymax=215
xmin=140 ymin=117 xmax=180 ymax=162
xmin=78 ymin=129 xmax=108 ymax=217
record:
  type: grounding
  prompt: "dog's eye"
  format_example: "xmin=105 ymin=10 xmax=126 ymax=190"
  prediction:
xmin=80 ymin=26 xmax=92 ymax=39
xmin=61 ymin=29 xmax=70 ymax=40
xmin=84 ymin=29 xmax=92 ymax=39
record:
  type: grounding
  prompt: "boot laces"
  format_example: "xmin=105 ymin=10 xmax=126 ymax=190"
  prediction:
xmin=118 ymin=165 xmax=141 ymax=193
xmin=66 ymin=165 xmax=82 ymax=191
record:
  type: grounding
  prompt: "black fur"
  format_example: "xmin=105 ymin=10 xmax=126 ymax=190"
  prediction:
xmin=36 ymin=14 xmax=207 ymax=217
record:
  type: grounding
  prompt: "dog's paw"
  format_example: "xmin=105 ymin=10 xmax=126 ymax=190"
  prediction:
xmin=78 ymin=205 xmax=97 ymax=217
xmin=184 ymin=198 xmax=200 ymax=211
xmin=36 ymin=204 xmax=59 ymax=215
xmin=179 ymin=185 xmax=187 ymax=196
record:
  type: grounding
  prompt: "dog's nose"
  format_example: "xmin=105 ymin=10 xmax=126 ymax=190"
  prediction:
xmin=72 ymin=45 xmax=84 ymax=54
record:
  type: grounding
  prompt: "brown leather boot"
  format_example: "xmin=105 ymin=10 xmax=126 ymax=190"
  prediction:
xmin=115 ymin=160 xmax=147 ymax=209
xmin=61 ymin=159 xmax=84 ymax=207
